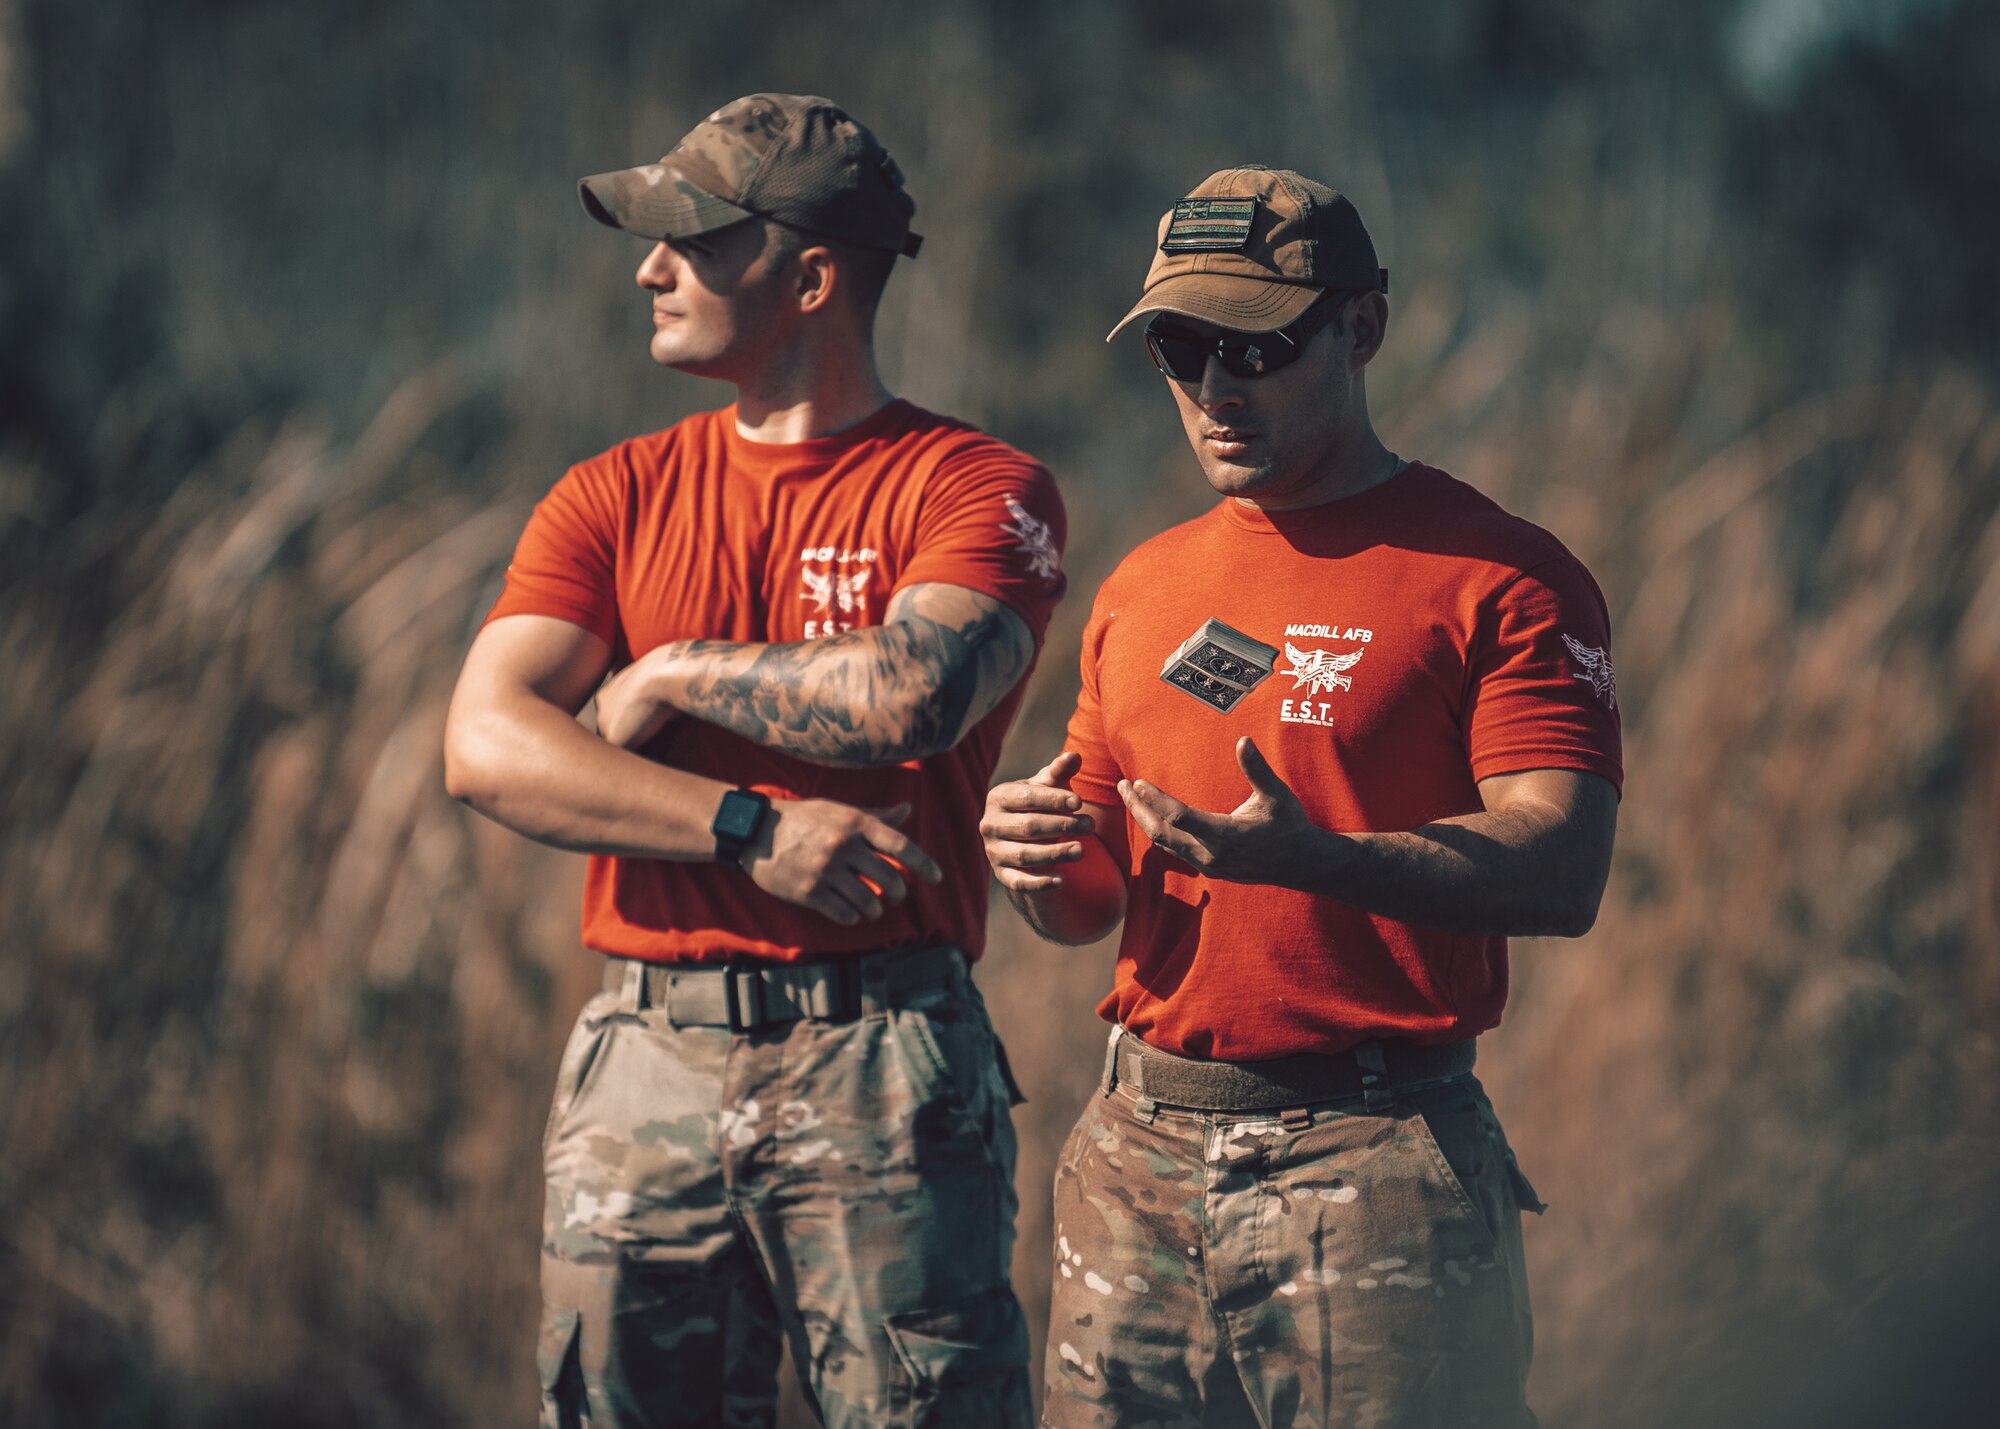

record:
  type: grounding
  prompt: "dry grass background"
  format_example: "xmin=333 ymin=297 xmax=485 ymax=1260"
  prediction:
xmin=4 ymin=1 xmax=1999 ymax=1424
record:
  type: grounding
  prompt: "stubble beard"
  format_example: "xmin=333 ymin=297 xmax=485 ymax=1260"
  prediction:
xmin=1195 ymin=444 xmax=1284 ymax=500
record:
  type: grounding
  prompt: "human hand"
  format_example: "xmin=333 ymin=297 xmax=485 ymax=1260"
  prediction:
xmin=594 ymin=648 xmax=681 ymax=748
xmin=1119 ymin=737 xmax=1330 ymax=887
xmin=981 ymin=751 xmax=1095 ymax=892
xmin=743 ymin=798 xmax=944 ymax=926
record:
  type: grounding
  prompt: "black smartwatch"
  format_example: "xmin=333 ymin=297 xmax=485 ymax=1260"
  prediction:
xmin=711 ymin=788 xmax=772 ymax=867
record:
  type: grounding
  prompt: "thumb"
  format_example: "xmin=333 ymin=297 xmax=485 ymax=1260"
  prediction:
xmin=862 ymin=801 xmax=913 ymax=827
xmin=1236 ymin=737 xmax=1290 ymax=800
xmin=1029 ymin=750 xmax=1082 ymax=789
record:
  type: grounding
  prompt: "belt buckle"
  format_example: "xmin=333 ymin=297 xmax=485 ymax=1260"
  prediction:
xmin=725 ymin=964 xmax=766 ymax=1033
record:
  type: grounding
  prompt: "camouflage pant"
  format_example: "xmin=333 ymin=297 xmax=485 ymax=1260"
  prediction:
xmin=538 ymin=959 xmax=1033 ymax=1428
xmin=1044 ymin=1031 xmax=1545 ymax=1429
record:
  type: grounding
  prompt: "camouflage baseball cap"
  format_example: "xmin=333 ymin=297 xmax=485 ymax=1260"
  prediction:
xmin=1106 ymin=167 xmax=1386 ymax=341
xmin=578 ymin=93 xmax=922 ymax=257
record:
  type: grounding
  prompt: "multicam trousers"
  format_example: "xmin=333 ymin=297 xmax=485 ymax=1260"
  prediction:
xmin=1044 ymin=1031 xmax=1545 ymax=1429
xmin=537 ymin=957 xmax=1033 ymax=1428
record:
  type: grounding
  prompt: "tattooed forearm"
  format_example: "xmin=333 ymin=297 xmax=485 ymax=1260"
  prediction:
xmin=647 ymin=585 xmax=1034 ymax=768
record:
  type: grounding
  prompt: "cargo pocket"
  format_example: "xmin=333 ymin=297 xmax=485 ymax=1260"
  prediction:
xmin=542 ymin=991 xmax=617 ymax=1158
xmin=1406 ymin=1091 xmax=1512 ymax=1258
xmin=537 ymin=1303 xmax=584 ymax=1429
xmin=888 ymin=1000 xmax=955 ymax=1109
xmin=890 ymin=992 xmax=1006 ymax=1118
xmin=884 ymin=1286 xmax=1033 ymax=1428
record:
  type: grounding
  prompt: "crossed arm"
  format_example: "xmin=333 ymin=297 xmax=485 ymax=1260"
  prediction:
xmin=442 ymin=583 xmax=1032 ymax=923
xmin=593 ymin=582 xmax=1036 ymax=767
xmin=983 ymin=739 xmax=1618 ymax=945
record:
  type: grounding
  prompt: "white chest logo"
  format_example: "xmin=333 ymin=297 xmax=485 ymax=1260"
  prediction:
xmin=1284 ymin=642 xmax=1366 ymax=695
xmin=801 ymin=566 xmax=870 ymax=617
xmin=797 ymin=545 xmax=878 ymax=639
xmin=1561 ymin=634 xmax=1617 ymax=709
xmin=1002 ymin=495 xmax=1060 ymax=580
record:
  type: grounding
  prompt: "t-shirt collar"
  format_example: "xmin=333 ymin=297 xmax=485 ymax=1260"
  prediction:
xmin=724 ymin=398 xmax=915 ymax=465
xmin=1218 ymin=461 xmax=1423 ymax=535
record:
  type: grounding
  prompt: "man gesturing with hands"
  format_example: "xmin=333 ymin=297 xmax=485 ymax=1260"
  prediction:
xmin=982 ymin=751 xmax=1124 ymax=943
xmin=987 ymin=168 xmax=1620 ymax=1428
xmin=447 ymin=97 xmax=1063 ymax=1428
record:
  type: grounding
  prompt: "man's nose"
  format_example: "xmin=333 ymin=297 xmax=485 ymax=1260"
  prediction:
xmin=636 ymin=242 xmax=677 ymax=290
xmin=1195 ymin=359 xmax=1246 ymax=411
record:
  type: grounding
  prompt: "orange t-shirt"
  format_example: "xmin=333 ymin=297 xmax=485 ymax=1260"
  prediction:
xmin=485 ymin=399 xmax=1067 ymax=964
xmin=1065 ymin=463 xmax=1622 ymax=1060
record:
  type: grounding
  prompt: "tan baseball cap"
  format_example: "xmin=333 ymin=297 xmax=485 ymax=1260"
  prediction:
xmin=579 ymin=93 xmax=922 ymax=258
xmin=1107 ymin=166 xmax=1386 ymax=341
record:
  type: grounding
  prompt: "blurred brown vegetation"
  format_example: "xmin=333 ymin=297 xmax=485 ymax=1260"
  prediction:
xmin=5 ymin=1 xmax=1999 ymax=1425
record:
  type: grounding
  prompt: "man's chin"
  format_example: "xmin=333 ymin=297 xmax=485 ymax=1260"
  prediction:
xmin=1196 ymin=453 xmax=1277 ymax=496
xmin=649 ymin=339 xmax=727 ymax=378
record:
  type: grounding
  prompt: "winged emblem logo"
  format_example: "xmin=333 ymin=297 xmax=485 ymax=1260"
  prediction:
xmin=800 ymin=566 xmax=871 ymax=617
xmin=1284 ymin=642 xmax=1366 ymax=696
xmin=1001 ymin=495 xmax=1060 ymax=580
xmin=1561 ymin=634 xmax=1617 ymax=709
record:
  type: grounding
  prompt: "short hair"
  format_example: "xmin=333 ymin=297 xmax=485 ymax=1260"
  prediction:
xmin=765 ymin=221 xmax=897 ymax=319
xmin=1314 ymin=288 xmax=1361 ymax=335
xmin=829 ymin=239 xmax=897 ymax=318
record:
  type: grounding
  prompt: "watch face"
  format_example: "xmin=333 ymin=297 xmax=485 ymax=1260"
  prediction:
xmin=715 ymin=790 xmax=767 ymax=844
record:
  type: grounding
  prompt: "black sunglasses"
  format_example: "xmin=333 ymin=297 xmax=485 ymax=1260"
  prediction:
xmin=1143 ymin=291 xmax=1354 ymax=382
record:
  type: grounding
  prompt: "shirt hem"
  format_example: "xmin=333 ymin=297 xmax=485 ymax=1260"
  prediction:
xmin=481 ymin=598 xmax=617 ymax=649
xmin=1467 ymin=750 xmax=1624 ymax=795
xmin=1103 ymin=1012 xmax=1500 ymax=1062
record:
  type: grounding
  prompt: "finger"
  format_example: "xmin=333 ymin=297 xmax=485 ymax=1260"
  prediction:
xmin=860 ymin=821 xmax=944 ymax=886
xmin=989 ymin=839 xmax=1085 ymax=870
xmin=826 ymin=867 xmax=885 ymax=922
xmin=848 ymin=849 xmax=911 ymax=906
xmin=983 ymin=810 xmax=1093 ymax=842
xmin=805 ymin=889 xmax=860 ymax=927
xmin=1117 ymin=778 xmax=1166 ymax=840
xmin=1028 ymin=750 xmax=1083 ymax=789
xmin=1236 ymin=736 xmax=1290 ymax=799
xmin=992 ymin=782 xmax=1085 ymax=816
xmin=862 ymin=802 xmax=913 ymax=827
xmin=1119 ymin=779 xmax=1210 ymax=865
xmin=1121 ymin=778 xmax=1198 ymax=826
xmin=1131 ymin=779 xmax=1231 ymax=838
xmin=997 ymin=867 xmax=1066 ymax=892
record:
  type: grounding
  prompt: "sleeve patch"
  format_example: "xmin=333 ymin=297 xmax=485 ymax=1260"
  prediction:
xmin=1002 ymin=494 xmax=1061 ymax=580
xmin=1560 ymin=633 xmax=1618 ymax=709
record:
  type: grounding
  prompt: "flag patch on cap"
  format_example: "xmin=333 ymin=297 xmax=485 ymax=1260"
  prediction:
xmin=1161 ymin=198 xmax=1256 ymax=253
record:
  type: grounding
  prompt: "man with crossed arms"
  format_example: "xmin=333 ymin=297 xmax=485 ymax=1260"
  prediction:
xmin=983 ymin=167 xmax=1621 ymax=1427
xmin=446 ymin=95 xmax=1063 ymax=1427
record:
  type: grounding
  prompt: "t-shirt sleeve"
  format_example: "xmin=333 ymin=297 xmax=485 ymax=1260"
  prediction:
xmin=1063 ymin=586 xmax=1122 ymax=808
xmin=482 ymin=456 xmax=622 ymax=649
xmin=1463 ymin=556 xmax=1624 ymax=793
xmin=894 ymin=439 xmax=1069 ymax=645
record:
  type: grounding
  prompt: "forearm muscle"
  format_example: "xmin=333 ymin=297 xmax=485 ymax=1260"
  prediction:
xmin=643 ymin=584 xmax=1033 ymax=768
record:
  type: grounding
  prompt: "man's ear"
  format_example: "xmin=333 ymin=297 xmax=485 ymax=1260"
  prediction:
xmin=1347 ymin=292 xmax=1390 ymax=370
xmin=795 ymin=245 xmax=837 ymax=314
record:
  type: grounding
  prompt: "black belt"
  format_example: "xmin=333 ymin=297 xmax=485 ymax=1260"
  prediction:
xmin=1102 ymin=1026 xmax=1476 ymax=1113
xmin=596 ymin=944 xmax=965 ymax=1032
